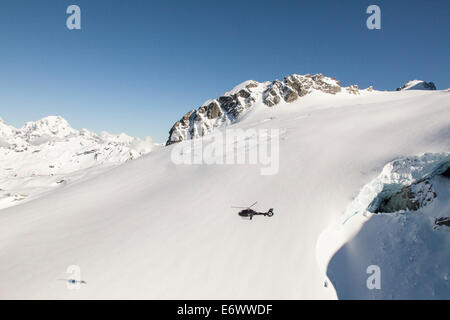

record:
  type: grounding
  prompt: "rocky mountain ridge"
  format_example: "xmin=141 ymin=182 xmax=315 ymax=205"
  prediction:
xmin=166 ymin=73 xmax=368 ymax=145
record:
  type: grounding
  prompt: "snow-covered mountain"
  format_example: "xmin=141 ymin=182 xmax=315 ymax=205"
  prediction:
xmin=396 ymin=80 xmax=437 ymax=91
xmin=0 ymin=116 xmax=154 ymax=209
xmin=166 ymin=73 xmax=372 ymax=145
xmin=0 ymin=75 xmax=449 ymax=299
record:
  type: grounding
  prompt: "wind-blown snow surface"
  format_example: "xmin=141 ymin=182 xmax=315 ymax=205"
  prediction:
xmin=0 ymin=89 xmax=449 ymax=299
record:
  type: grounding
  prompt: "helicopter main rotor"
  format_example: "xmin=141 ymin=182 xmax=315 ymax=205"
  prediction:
xmin=231 ymin=201 xmax=258 ymax=209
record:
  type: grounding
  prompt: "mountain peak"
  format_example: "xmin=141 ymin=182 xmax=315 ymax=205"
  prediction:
xmin=166 ymin=73 xmax=360 ymax=145
xmin=30 ymin=115 xmax=71 ymax=128
xmin=396 ymin=80 xmax=436 ymax=91
xmin=20 ymin=115 xmax=77 ymax=140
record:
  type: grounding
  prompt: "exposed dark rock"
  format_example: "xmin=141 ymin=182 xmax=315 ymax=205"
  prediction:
xmin=206 ymin=101 xmax=222 ymax=119
xmin=218 ymin=95 xmax=237 ymax=113
xmin=166 ymin=92 xmax=247 ymax=145
xmin=245 ymin=81 xmax=259 ymax=89
xmin=435 ymin=217 xmax=450 ymax=227
xmin=283 ymin=85 xmax=299 ymax=102
xmin=262 ymin=74 xmax=342 ymax=107
xmin=237 ymin=89 xmax=251 ymax=99
xmin=284 ymin=75 xmax=308 ymax=97
xmin=374 ymin=179 xmax=436 ymax=213
xmin=263 ymin=83 xmax=282 ymax=107
xmin=441 ymin=166 xmax=450 ymax=178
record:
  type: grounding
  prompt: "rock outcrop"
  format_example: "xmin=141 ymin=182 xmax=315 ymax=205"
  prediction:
xmin=166 ymin=80 xmax=261 ymax=145
xmin=166 ymin=73 xmax=359 ymax=145
xmin=374 ymin=178 xmax=437 ymax=213
xmin=374 ymin=165 xmax=449 ymax=214
xmin=262 ymin=74 xmax=342 ymax=107
xmin=396 ymin=80 xmax=436 ymax=91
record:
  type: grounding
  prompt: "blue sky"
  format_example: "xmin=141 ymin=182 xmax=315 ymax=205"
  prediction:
xmin=0 ymin=0 xmax=449 ymax=142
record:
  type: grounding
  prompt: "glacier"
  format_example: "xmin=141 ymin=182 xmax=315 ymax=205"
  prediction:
xmin=0 ymin=76 xmax=449 ymax=299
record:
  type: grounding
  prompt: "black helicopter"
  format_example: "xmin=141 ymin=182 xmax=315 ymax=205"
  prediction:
xmin=232 ymin=202 xmax=274 ymax=220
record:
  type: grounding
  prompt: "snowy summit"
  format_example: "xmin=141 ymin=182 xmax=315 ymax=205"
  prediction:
xmin=166 ymin=73 xmax=370 ymax=145
xmin=396 ymin=80 xmax=437 ymax=91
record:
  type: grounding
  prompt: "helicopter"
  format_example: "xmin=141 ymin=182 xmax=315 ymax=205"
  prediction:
xmin=232 ymin=202 xmax=274 ymax=220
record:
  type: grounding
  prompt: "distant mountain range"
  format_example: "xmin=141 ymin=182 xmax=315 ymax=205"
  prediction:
xmin=0 ymin=115 xmax=153 ymax=209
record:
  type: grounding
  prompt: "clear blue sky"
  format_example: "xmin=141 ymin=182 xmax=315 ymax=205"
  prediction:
xmin=0 ymin=0 xmax=449 ymax=142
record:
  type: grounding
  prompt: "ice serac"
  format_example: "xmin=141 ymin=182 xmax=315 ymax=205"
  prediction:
xmin=323 ymin=153 xmax=450 ymax=299
xmin=370 ymin=156 xmax=449 ymax=213
xmin=166 ymin=73 xmax=359 ymax=145
xmin=396 ymin=80 xmax=436 ymax=91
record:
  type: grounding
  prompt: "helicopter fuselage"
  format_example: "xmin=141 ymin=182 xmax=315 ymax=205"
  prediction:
xmin=238 ymin=208 xmax=274 ymax=219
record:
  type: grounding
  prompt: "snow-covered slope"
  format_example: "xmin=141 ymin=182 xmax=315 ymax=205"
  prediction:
xmin=0 ymin=116 xmax=154 ymax=209
xmin=0 ymin=84 xmax=449 ymax=299
xmin=396 ymin=80 xmax=437 ymax=91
